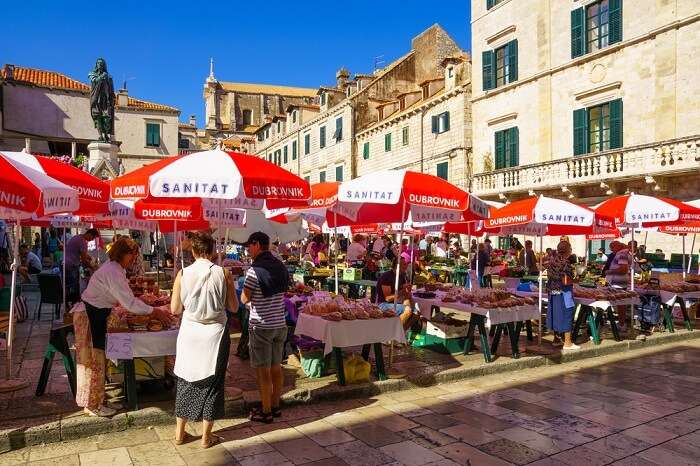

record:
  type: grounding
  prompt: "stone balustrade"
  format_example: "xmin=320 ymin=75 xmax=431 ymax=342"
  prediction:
xmin=472 ymin=136 xmax=700 ymax=197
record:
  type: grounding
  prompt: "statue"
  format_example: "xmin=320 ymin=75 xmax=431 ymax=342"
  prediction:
xmin=88 ymin=58 xmax=115 ymax=142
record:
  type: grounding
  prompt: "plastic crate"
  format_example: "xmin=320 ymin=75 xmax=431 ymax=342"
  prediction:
xmin=343 ymin=268 xmax=363 ymax=281
xmin=409 ymin=331 xmax=468 ymax=354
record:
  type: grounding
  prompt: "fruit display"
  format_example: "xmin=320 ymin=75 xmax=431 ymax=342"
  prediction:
xmin=573 ymin=285 xmax=637 ymax=301
xmin=302 ymin=296 xmax=396 ymax=321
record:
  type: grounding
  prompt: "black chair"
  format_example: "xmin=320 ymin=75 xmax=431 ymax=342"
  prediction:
xmin=36 ymin=273 xmax=63 ymax=321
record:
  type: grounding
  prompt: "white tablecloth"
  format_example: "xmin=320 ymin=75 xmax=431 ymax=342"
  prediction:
xmin=106 ymin=329 xmax=179 ymax=360
xmin=636 ymin=288 xmax=700 ymax=306
xmin=513 ymin=290 xmax=639 ymax=310
xmin=294 ymin=313 xmax=406 ymax=355
xmin=412 ymin=293 xmax=540 ymax=327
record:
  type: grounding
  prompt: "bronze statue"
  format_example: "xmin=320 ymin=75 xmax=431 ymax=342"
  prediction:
xmin=88 ymin=58 xmax=115 ymax=142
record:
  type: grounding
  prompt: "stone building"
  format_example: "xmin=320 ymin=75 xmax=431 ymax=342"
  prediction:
xmin=0 ymin=64 xmax=180 ymax=176
xmin=242 ymin=24 xmax=471 ymax=188
xmin=203 ymin=60 xmax=317 ymax=142
xmin=470 ymin=0 xmax=700 ymax=252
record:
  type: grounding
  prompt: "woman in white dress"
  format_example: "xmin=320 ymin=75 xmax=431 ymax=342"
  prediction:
xmin=171 ymin=232 xmax=238 ymax=448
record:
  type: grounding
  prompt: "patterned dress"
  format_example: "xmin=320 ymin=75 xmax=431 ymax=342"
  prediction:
xmin=546 ymin=255 xmax=575 ymax=333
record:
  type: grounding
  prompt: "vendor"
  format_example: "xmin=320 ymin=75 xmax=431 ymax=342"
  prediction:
xmin=305 ymin=234 xmax=325 ymax=265
xmin=546 ymin=241 xmax=579 ymax=351
xmin=65 ymin=228 xmax=99 ymax=307
xmin=471 ymin=243 xmax=491 ymax=288
xmin=376 ymin=253 xmax=418 ymax=331
xmin=77 ymin=237 xmax=172 ymax=417
xmin=604 ymin=241 xmax=631 ymax=332
xmin=519 ymin=240 xmax=538 ymax=275
xmin=346 ymin=234 xmax=367 ymax=263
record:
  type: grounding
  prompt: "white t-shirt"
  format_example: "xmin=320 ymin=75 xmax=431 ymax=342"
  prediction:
xmin=418 ymin=239 xmax=427 ymax=251
xmin=372 ymin=240 xmax=385 ymax=255
xmin=606 ymin=249 xmax=631 ymax=286
xmin=434 ymin=241 xmax=448 ymax=258
xmin=346 ymin=242 xmax=366 ymax=262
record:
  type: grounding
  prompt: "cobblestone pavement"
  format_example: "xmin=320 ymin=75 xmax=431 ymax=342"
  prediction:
xmin=3 ymin=340 xmax=700 ymax=465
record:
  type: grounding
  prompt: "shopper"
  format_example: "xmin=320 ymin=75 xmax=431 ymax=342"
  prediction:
xmin=18 ymin=243 xmax=42 ymax=281
xmin=240 ymin=232 xmax=289 ymax=424
xmin=546 ymin=241 xmax=579 ymax=350
xmin=376 ymin=253 xmax=418 ymax=331
xmin=75 ymin=237 xmax=171 ymax=417
xmin=604 ymin=241 xmax=631 ymax=332
xmin=65 ymin=228 xmax=99 ymax=307
xmin=346 ymin=234 xmax=367 ymax=263
xmin=519 ymin=240 xmax=538 ymax=275
xmin=171 ymin=232 xmax=238 ymax=448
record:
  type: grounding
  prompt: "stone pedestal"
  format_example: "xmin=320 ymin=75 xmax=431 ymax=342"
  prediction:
xmin=87 ymin=141 xmax=119 ymax=173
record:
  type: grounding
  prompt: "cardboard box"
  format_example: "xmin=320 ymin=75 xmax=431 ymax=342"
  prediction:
xmin=343 ymin=268 xmax=363 ymax=281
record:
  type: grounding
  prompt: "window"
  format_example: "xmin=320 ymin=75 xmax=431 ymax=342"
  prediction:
xmin=304 ymin=133 xmax=311 ymax=155
xmin=304 ymin=175 xmax=310 ymax=183
xmin=319 ymin=170 xmax=326 ymax=183
xmin=402 ymin=126 xmax=409 ymax=146
xmin=573 ymin=99 xmax=623 ymax=155
xmin=447 ymin=67 xmax=454 ymax=78
xmin=422 ymin=85 xmax=430 ymax=99
xmin=431 ymin=112 xmax=450 ymax=134
xmin=346 ymin=87 xmax=352 ymax=97
xmin=436 ymin=162 xmax=448 ymax=180
xmin=335 ymin=165 xmax=343 ymax=182
xmin=257 ymin=132 xmax=264 ymax=142
xmin=283 ymin=146 xmax=288 ymax=164
xmin=242 ymin=109 xmax=252 ymax=126
xmin=333 ymin=117 xmax=343 ymax=141
xmin=363 ymin=141 xmax=370 ymax=160
xmin=384 ymin=133 xmax=392 ymax=152
xmin=178 ymin=137 xmax=189 ymax=149
xmin=494 ymin=127 xmax=519 ymax=169
xmin=274 ymin=149 xmax=281 ymax=165
xmin=292 ymin=110 xmax=297 ymax=123
xmin=292 ymin=141 xmax=298 ymax=160
xmin=482 ymin=40 xmax=517 ymax=91
xmin=319 ymin=126 xmax=326 ymax=148
xmin=265 ymin=128 xmax=270 ymax=138
xmin=267 ymin=153 xmax=272 ymax=163
xmin=320 ymin=93 xmax=326 ymax=106
xmin=571 ymin=0 xmax=621 ymax=58
xmin=146 ymin=123 xmax=160 ymax=147
xmin=276 ymin=121 xmax=281 ymax=133
xmin=486 ymin=0 xmax=505 ymax=9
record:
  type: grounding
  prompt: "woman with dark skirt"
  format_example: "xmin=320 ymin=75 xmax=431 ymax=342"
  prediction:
xmin=171 ymin=232 xmax=238 ymax=448
xmin=546 ymin=241 xmax=580 ymax=351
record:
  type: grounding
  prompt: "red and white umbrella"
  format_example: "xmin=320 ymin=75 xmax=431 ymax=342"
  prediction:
xmin=110 ymin=149 xmax=311 ymax=209
xmin=1 ymin=151 xmax=109 ymax=216
xmin=594 ymin=193 xmax=700 ymax=226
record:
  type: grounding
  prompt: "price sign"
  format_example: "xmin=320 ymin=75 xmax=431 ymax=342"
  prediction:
xmin=106 ymin=333 xmax=133 ymax=360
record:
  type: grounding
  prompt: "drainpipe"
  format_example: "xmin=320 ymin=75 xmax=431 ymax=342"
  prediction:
xmin=420 ymin=108 xmax=426 ymax=173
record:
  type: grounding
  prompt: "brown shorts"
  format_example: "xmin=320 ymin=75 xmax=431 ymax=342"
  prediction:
xmin=248 ymin=326 xmax=287 ymax=368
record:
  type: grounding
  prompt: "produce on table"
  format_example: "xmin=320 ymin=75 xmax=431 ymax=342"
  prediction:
xmin=302 ymin=296 xmax=395 ymax=320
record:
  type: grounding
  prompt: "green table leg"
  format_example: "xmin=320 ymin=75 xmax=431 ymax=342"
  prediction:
xmin=463 ymin=319 xmax=477 ymax=355
xmin=663 ymin=304 xmax=675 ymax=332
xmin=572 ymin=304 xmax=586 ymax=342
xmin=677 ymin=298 xmax=693 ymax=331
xmin=490 ymin=324 xmax=503 ymax=356
xmin=587 ymin=310 xmax=601 ymax=345
xmin=372 ymin=343 xmax=387 ymax=381
xmin=606 ymin=307 xmax=621 ymax=341
xmin=473 ymin=315 xmax=492 ymax=363
xmin=122 ymin=359 xmax=139 ymax=411
xmin=333 ymin=348 xmax=346 ymax=386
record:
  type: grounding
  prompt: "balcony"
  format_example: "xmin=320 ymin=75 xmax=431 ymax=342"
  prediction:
xmin=472 ymin=136 xmax=700 ymax=198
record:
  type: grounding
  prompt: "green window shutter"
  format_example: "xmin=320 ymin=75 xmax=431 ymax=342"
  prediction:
xmin=283 ymin=146 xmax=288 ymax=164
xmin=487 ymin=0 xmax=495 ymax=9
xmin=402 ymin=126 xmax=409 ymax=145
xmin=385 ymin=133 xmax=391 ymax=151
xmin=335 ymin=118 xmax=343 ymax=140
xmin=146 ymin=123 xmax=160 ymax=146
xmin=267 ymin=153 xmax=272 ymax=162
xmin=507 ymin=40 xmax=518 ymax=82
xmin=363 ymin=142 xmax=369 ymax=159
xmin=609 ymin=99 xmax=623 ymax=149
xmin=482 ymin=51 xmax=495 ymax=90
xmin=443 ymin=112 xmax=450 ymax=132
xmin=320 ymin=126 xmax=326 ymax=148
xmin=508 ymin=127 xmax=519 ymax=167
xmin=431 ymin=115 xmax=438 ymax=133
xmin=495 ymin=130 xmax=505 ymax=169
xmin=436 ymin=162 xmax=448 ymax=180
xmin=304 ymin=176 xmax=310 ymax=183
xmin=335 ymin=166 xmax=343 ymax=181
xmin=573 ymin=108 xmax=588 ymax=155
xmin=571 ymin=7 xmax=585 ymax=58
xmin=304 ymin=134 xmax=310 ymax=154
xmin=609 ymin=0 xmax=623 ymax=44
xmin=292 ymin=141 xmax=297 ymax=160
xmin=319 ymin=171 xmax=326 ymax=183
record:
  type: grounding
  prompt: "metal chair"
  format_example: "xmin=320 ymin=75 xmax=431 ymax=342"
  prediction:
xmin=36 ymin=273 xmax=63 ymax=321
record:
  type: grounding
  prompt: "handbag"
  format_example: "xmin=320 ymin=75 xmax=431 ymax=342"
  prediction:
xmin=14 ymin=295 xmax=28 ymax=323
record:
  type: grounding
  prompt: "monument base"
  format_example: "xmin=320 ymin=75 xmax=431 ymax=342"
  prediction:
xmin=87 ymin=141 xmax=119 ymax=174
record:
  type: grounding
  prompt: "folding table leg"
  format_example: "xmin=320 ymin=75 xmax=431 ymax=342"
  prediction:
xmin=361 ymin=344 xmax=371 ymax=361
xmin=572 ymin=305 xmax=586 ymax=342
xmin=508 ymin=322 xmax=522 ymax=359
xmin=123 ymin=359 xmax=139 ymax=411
xmin=372 ymin=343 xmax=387 ymax=381
xmin=475 ymin=316 xmax=492 ymax=363
xmin=463 ymin=319 xmax=477 ymax=355
xmin=663 ymin=304 xmax=675 ymax=332
xmin=525 ymin=320 xmax=533 ymax=341
xmin=607 ymin=307 xmax=620 ymax=341
xmin=35 ymin=346 xmax=55 ymax=397
xmin=333 ymin=348 xmax=346 ymax=386
xmin=678 ymin=298 xmax=693 ymax=331
xmin=587 ymin=310 xmax=601 ymax=345
xmin=490 ymin=324 xmax=503 ymax=356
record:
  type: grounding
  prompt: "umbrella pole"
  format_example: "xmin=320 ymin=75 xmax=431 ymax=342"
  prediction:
xmin=538 ymin=235 xmax=543 ymax=346
xmin=687 ymin=234 xmax=695 ymax=275
xmin=630 ymin=229 xmax=635 ymax=292
xmin=682 ymin=234 xmax=687 ymax=281
xmin=62 ymin=227 xmax=67 ymax=317
xmin=467 ymin=233 xmax=472 ymax=289
xmin=333 ymin=212 xmax=339 ymax=294
xmin=391 ymin=200 xmax=408 ymax=370
xmin=0 ymin=220 xmax=29 ymax=391
xmin=156 ymin=224 xmax=160 ymax=285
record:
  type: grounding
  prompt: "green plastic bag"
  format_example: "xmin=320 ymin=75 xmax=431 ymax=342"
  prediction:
xmin=300 ymin=350 xmax=326 ymax=378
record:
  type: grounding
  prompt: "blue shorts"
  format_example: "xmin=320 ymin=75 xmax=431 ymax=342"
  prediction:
xmin=378 ymin=302 xmax=408 ymax=317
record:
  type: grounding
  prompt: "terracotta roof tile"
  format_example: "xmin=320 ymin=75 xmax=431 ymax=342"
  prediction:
xmin=123 ymin=96 xmax=178 ymax=113
xmin=219 ymin=81 xmax=317 ymax=97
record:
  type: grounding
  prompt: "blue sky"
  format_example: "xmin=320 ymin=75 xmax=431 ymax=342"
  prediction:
xmin=2 ymin=1 xmax=470 ymax=125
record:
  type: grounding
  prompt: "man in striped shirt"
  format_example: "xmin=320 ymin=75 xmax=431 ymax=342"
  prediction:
xmin=240 ymin=232 xmax=289 ymax=423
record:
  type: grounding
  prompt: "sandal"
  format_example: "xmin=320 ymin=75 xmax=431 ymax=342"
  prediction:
xmin=249 ymin=408 xmax=274 ymax=424
xmin=271 ymin=407 xmax=282 ymax=418
xmin=175 ymin=432 xmax=194 ymax=445
xmin=201 ymin=434 xmax=223 ymax=449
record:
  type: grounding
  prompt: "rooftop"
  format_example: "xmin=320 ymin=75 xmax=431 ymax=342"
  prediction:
xmin=1 ymin=65 xmax=179 ymax=114
xmin=219 ymin=81 xmax=317 ymax=98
